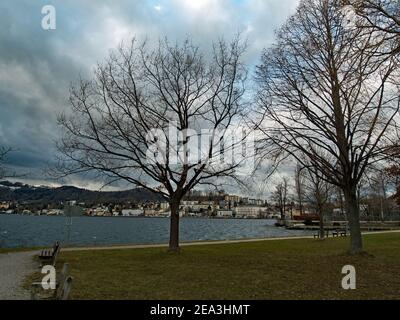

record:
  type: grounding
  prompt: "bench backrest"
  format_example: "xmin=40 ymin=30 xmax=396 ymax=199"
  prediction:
xmin=58 ymin=276 xmax=73 ymax=300
xmin=53 ymin=241 xmax=60 ymax=254
xmin=56 ymin=263 xmax=72 ymax=300
xmin=58 ymin=263 xmax=69 ymax=288
xmin=51 ymin=245 xmax=60 ymax=265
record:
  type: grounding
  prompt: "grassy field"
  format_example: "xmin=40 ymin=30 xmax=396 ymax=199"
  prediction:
xmin=47 ymin=232 xmax=400 ymax=299
xmin=0 ymin=247 xmax=38 ymax=254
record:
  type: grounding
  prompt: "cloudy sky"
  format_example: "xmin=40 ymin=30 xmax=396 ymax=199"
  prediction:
xmin=0 ymin=0 xmax=299 ymax=190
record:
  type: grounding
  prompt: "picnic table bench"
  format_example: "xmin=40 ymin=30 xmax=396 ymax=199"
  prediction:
xmin=31 ymin=263 xmax=73 ymax=300
xmin=313 ymin=229 xmax=329 ymax=238
xmin=38 ymin=241 xmax=60 ymax=266
xmin=332 ymin=229 xmax=347 ymax=237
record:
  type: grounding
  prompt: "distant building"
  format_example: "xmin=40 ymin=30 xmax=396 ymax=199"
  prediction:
xmin=234 ymin=206 xmax=261 ymax=218
xmin=217 ymin=210 xmax=233 ymax=218
xmin=122 ymin=209 xmax=143 ymax=217
xmin=159 ymin=202 xmax=169 ymax=210
xmin=47 ymin=209 xmax=64 ymax=216
xmin=224 ymin=195 xmax=241 ymax=203
xmin=180 ymin=201 xmax=217 ymax=215
xmin=144 ymin=208 xmax=158 ymax=216
xmin=89 ymin=208 xmax=109 ymax=217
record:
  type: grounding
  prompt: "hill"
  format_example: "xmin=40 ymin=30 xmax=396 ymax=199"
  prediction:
xmin=0 ymin=181 xmax=162 ymax=204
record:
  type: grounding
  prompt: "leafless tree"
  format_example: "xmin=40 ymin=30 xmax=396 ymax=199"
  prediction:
xmin=368 ymin=169 xmax=391 ymax=220
xmin=255 ymin=0 xmax=399 ymax=254
xmin=342 ymin=0 xmax=400 ymax=56
xmin=294 ymin=163 xmax=305 ymax=215
xmin=57 ymin=36 xmax=249 ymax=251
xmin=343 ymin=0 xmax=400 ymax=66
xmin=272 ymin=177 xmax=289 ymax=219
xmin=303 ymin=167 xmax=332 ymax=239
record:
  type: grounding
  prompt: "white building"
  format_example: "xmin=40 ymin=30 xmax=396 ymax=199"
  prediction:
xmin=181 ymin=201 xmax=198 ymax=206
xmin=122 ymin=209 xmax=143 ymax=217
xmin=159 ymin=202 xmax=169 ymax=210
xmin=47 ymin=209 xmax=64 ymax=216
xmin=234 ymin=206 xmax=261 ymax=218
xmin=90 ymin=208 xmax=109 ymax=216
xmin=181 ymin=201 xmax=215 ymax=213
xmin=217 ymin=210 xmax=233 ymax=218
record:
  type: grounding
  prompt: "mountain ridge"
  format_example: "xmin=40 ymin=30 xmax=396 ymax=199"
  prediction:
xmin=0 ymin=180 xmax=163 ymax=204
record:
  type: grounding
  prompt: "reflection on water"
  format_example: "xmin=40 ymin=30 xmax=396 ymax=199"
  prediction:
xmin=0 ymin=215 xmax=314 ymax=248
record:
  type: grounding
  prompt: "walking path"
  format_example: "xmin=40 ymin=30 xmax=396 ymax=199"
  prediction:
xmin=0 ymin=251 xmax=37 ymax=300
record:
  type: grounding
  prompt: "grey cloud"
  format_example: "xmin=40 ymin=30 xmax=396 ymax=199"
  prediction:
xmin=0 ymin=0 xmax=299 ymax=189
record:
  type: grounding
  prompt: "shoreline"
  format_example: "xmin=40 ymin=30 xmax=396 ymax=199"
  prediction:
xmin=33 ymin=229 xmax=400 ymax=252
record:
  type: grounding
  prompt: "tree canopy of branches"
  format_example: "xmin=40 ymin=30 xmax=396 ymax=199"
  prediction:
xmin=57 ymin=37 xmax=248 ymax=251
xmin=272 ymin=177 xmax=289 ymax=219
xmin=294 ymin=163 xmax=305 ymax=215
xmin=255 ymin=0 xmax=400 ymax=253
xmin=303 ymin=166 xmax=332 ymax=239
xmin=343 ymin=0 xmax=400 ymax=55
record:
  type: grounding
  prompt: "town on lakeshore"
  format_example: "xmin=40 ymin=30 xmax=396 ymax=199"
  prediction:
xmin=1 ymin=186 xmax=399 ymax=232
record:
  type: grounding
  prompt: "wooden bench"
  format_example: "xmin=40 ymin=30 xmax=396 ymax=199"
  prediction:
xmin=332 ymin=229 xmax=347 ymax=237
xmin=31 ymin=263 xmax=73 ymax=300
xmin=313 ymin=229 xmax=329 ymax=238
xmin=38 ymin=241 xmax=60 ymax=266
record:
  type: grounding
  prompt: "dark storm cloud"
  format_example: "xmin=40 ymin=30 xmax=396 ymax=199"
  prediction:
xmin=0 ymin=0 xmax=299 ymax=189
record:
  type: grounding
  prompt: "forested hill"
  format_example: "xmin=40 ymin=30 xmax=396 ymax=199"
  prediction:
xmin=0 ymin=181 xmax=162 ymax=204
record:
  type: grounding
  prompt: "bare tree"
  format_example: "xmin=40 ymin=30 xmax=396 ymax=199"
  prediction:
xmin=272 ymin=177 xmax=289 ymax=219
xmin=368 ymin=169 xmax=391 ymax=220
xmin=294 ymin=163 xmax=305 ymax=216
xmin=303 ymin=167 xmax=332 ymax=239
xmin=57 ymin=37 xmax=249 ymax=251
xmin=255 ymin=0 xmax=399 ymax=253
xmin=342 ymin=0 xmax=400 ymax=61
xmin=343 ymin=0 xmax=400 ymax=55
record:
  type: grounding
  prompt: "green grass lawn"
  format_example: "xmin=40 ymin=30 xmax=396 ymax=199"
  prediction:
xmin=52 ymin=233 xmax=400 ymax=299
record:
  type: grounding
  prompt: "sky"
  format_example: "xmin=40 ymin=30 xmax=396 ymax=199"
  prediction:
xmin=0 ymin=0 xmax=300 ymax=191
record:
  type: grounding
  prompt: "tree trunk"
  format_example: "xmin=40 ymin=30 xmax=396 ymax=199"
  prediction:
xmin=344 ymin=187 xmax=363 ymax=254
xmin=169 ymin=201 xmax=180 ymax=251
xmin=319 ymin=211 xmax=325 ymax=239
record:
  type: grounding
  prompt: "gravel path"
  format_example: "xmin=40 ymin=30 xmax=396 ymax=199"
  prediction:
xmin=0 ymin=251 xmax=37 ymax=300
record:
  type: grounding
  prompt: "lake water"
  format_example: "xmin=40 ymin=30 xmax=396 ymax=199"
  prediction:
xmin=0 ymin=214 xmax=314 ymax=248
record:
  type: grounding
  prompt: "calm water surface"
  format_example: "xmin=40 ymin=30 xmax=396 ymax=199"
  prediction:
xmin=0 ymin=215 xmax=314 ymax=248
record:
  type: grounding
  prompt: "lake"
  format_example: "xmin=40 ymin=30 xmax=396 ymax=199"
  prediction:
xmin=0 ymin=214 xmax=314 ymax=248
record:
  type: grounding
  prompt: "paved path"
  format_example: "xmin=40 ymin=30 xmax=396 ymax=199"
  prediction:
xmin=0 ymin=251 xmax=37 ymax=300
